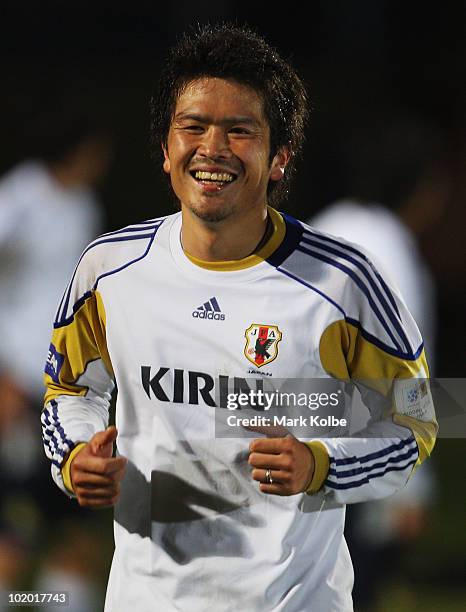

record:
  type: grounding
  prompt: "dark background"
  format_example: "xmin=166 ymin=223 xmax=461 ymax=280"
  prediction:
xmin=1 ymin=2 xmax=465 ymax=609
xmin=2 ymin=1 xmax=464 ymax=375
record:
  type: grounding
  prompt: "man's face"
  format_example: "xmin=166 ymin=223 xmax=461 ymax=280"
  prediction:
xmin=162 ymin=77 xmax=288 ymax=223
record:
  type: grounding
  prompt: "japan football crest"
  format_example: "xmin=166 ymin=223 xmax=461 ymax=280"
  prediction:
xmin=244 ymin=324 xmax=282 ymax=368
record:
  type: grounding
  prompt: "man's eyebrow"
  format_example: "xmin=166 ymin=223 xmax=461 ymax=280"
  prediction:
xmin=174 ymin=112 xmax=261 ymax=126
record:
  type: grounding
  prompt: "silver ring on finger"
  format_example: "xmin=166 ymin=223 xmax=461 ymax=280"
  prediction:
xmin=265 ymin=468 xmax=273 ymax=484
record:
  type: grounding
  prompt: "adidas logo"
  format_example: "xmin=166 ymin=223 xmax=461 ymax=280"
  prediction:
xmin=192 ymin=297 xmax=225 ymax=321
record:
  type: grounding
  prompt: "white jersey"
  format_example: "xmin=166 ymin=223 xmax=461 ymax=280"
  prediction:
xmin=42 ymin=208 xmax=436 ymax=612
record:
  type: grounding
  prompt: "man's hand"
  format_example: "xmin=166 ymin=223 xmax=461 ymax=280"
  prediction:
xmin=248 ymin=435 xmax=315 ymax=495
xmin=70 ymin=426 xmax=127 ymax=508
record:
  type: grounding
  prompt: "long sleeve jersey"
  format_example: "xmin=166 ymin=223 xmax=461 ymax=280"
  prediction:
xmin=42 ymin=207 xmax=437 ymax=612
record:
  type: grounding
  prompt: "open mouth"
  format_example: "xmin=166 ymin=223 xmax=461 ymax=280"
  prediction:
xmin=190 ymin=170 xmax=237 ymax=187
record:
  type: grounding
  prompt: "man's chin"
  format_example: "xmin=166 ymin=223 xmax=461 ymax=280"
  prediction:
xmin=187 ymin=201 xmax=235 ymax=224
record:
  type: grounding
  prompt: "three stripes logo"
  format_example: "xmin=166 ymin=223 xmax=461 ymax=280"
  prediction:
xmin=192 ymin=297 xmax=225 ymax=321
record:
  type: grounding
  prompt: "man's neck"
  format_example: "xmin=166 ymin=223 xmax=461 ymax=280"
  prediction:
xmin=180 ymin=206 xmax=270 ymax=262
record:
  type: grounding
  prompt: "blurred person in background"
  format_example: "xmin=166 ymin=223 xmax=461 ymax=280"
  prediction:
xmin=308 ymin=114 xmax=451 ymax=611
xmin=0 ymin=106 xmax=113 ymax=611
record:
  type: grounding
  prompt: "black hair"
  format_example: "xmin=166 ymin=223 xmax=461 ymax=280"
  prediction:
xmin=150 ymin=23 xmax=309 ymax=205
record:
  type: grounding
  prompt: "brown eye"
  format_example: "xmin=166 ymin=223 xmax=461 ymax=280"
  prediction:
xmin=184 ymin=125 xmax=204 ymax=133
xmin=230 ymin=127 xmax=250 ymax=134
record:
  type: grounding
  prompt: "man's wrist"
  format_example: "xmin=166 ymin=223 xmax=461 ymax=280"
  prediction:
xmin=61 ymin=442 xmax=87 ymax=493
xmin=303 ymin=441 xmax=330 ymax=494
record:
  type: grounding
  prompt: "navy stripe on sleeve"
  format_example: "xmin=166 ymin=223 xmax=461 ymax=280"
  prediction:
xmin=325 ymin=458 xmax=418 ymax=490
xmin=325 ymin=436 xmax=419 ymax=491
xmin=328 ymin=444 xmax=418 ymax=479
xmin=41 ymin=402 xmax=74 ymax=468
xmin=300 ymin=234 xmax=410 ymax=352
xmin=332 ymin=436 xmax=416 ymax=466
xmin=297 ymin=245 xmax=404 ymax=353
xmin=302 ymin=227 xmax=401 ymax=318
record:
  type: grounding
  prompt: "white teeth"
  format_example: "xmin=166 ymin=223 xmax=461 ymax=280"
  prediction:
xmin=194 ymin=171 xmax=234 ymax=182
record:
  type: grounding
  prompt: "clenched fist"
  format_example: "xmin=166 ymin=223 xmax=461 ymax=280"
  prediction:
xmin=248 ymin=435 xmax=315 ymax=495
xmin=70 ymin=426 xmax=127 ymax=508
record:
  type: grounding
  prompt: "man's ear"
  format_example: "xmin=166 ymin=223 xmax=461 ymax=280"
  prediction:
xmin=162 ymin=144 xmax=170 ymax=174
xmin=270 ymin=145 xmax=291 ymax=182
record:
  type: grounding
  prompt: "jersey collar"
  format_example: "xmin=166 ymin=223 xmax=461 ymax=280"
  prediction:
xmin=183 ymin=206 xmax=286 ymax=272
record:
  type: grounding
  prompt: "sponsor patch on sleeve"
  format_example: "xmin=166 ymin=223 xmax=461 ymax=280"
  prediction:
xmin=45 ymin=343 xmax=64 ymax=383
xmin=394 ymin=378 xmax=435 ymax=422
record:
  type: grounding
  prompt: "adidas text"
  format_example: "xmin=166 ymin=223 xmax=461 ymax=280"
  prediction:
xmin=192 ymin=310 xmax=225 ymax=320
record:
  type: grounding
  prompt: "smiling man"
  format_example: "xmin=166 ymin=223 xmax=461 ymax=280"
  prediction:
xmin=162 ymin=77 xmax=289 ymax=261
xmin=41 ymin=24 xmax=436 ymax=612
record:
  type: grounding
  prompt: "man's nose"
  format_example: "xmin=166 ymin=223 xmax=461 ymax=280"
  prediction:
xmin=197 ymin=127 xmax=231 ymax=158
